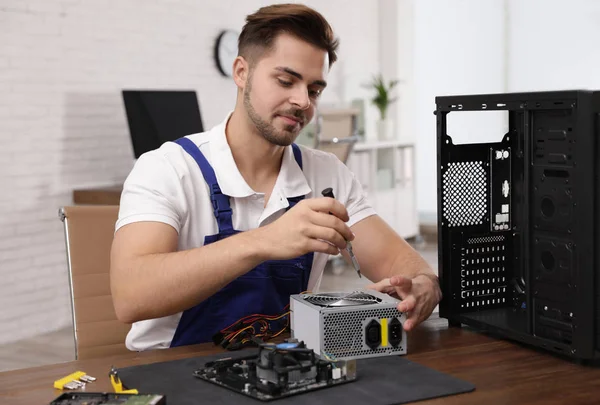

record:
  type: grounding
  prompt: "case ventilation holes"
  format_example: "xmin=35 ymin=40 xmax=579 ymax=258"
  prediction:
xmin=443 ymin=161 xmax=487 ymax=227
xmin=460 ymin=242 xmax=508 ymax=310
xmin=468 ymin=235 xmax=505 ymax=244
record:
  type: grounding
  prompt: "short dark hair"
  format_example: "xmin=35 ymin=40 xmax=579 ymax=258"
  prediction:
xmin=238 ymin=3 xmax=339 ymax=68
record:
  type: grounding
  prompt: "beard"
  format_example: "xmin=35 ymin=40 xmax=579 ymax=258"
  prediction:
xmin=243 ymin=76 xmax=306 ymax=147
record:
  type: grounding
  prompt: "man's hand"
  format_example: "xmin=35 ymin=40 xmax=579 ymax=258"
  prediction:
xmin=366 ymin=274 xmax=442 ymax=331
xmin=253 ymin=197 xmax=354 ymax=260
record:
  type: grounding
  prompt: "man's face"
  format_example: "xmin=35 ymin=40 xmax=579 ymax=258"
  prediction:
xmin=242 ymin=33 xmax=329 ymax=147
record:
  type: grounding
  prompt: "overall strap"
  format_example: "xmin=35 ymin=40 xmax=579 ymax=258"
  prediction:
xmin=174 ymin=137 xmax=234 ymax=233
xmin=291 ymin=143 xmax=303 ymax=169
xmin=288 ymin=143 xmax=305 ymax=208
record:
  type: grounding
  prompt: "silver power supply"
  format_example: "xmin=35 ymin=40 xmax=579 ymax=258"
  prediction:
xmin=290 ymin=290 xmax=407 ymax=360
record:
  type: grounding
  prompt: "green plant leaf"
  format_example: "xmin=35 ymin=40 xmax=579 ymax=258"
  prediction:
xmin=365 ymin=74 xmax=399 ymax=120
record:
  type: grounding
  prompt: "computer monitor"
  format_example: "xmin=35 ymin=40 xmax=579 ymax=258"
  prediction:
xmin=122 ymin=90 xmax=204 ymax=158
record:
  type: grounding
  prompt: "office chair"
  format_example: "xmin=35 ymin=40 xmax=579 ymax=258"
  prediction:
xmin=59 ymin=205 xmax=131 ymax=360
xmin=313 ymin=107 xmax=361 ymax=164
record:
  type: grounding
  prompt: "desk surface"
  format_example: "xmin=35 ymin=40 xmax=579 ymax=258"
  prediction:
xmin=2 ymin=317 xmax=600 ymax=405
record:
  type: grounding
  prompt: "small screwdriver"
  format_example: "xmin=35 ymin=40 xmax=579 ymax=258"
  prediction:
xmin=321 ymin=188 xmax=362 ymax=278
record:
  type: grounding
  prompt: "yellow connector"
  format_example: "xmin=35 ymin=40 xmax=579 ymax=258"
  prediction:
xmin=54 ymin=371 xmax=86 ymax=389
xmin=380 ymin=318 xmax=389 ymax=347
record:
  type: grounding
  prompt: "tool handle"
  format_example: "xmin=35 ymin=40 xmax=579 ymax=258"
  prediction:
xmin=321 ymin=187 xmax=335 ymax=199
xmin=321 ymin=188 xmax=337 ymax=217
xmin=53 ymin=371 xmax=86 ymax=389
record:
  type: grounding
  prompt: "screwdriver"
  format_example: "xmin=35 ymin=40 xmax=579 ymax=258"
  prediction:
xmin=321 ymin=188 xmax=362 ymax=278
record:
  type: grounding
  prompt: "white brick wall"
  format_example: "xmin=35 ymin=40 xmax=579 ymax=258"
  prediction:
xmin=0 ymin=0 xmax=380 ymax=344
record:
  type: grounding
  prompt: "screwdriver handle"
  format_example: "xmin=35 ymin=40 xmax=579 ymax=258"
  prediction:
xmin=321 ymin=188 xmax=336 ymax=215
xmin=321 ymin=187 xmax=335 ymax=199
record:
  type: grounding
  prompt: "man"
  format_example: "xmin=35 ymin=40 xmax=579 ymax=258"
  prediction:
xmin=110 ymin=3 xmax=441 ymax=351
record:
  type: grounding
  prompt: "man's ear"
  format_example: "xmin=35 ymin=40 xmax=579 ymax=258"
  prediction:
xmin=233 ymin=56 xmax=249 ymax=89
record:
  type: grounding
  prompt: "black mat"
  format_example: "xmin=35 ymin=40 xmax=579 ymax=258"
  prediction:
xmin=118 ymin=351 xmax=475 ymax=405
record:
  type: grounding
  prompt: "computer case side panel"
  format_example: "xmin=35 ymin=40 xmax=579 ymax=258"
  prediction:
xmin=594 ymin=92 xmax=600 ymax=356
xmin=437 ymin=90 xmax=599 ymax=361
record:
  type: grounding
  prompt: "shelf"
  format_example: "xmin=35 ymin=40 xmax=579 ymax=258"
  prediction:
xmin=353 ymin=140 xmax=414 ymax=151
xmin=346 ymin=140 xmax=419 ymax=239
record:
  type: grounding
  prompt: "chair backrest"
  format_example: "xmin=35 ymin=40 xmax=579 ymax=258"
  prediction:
xmin=314 ymin=107 xmax=361 ymax=164
xmin=59 ymin=205 xmax=131 ymax=360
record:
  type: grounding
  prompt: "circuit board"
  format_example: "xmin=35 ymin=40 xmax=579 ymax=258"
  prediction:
xmin=49 ymin=392 xmax=166 ymax=405
xmin=193 ymin=340 xmax=357 ymax=401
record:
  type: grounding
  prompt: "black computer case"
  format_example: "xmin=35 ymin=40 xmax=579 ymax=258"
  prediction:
xmin=436 ymin=90 xmax=600 ymax=361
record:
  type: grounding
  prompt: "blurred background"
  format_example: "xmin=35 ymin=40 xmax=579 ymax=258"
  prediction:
xmin=1 ymin=0 xmax=599 ymax=371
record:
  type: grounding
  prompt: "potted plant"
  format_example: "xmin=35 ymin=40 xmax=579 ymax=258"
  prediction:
xmin=366 ymin=74 xmax=399 ymax=140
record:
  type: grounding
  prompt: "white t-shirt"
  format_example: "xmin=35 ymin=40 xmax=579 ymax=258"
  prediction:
xmin=116 ymin=113 xmax=376 ymax=351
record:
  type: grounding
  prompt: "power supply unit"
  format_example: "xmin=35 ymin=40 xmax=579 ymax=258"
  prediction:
xmin=290 ymin=290 xmax=407 ymax=360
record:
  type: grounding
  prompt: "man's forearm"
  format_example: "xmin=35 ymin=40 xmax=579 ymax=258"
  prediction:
xmin=388 ymin=240 xmax=437 ymax=280
xmin=112 ymin=229 xmax=268 ymax=323
xmin=387 ymin=241 xmax=442 ymax=304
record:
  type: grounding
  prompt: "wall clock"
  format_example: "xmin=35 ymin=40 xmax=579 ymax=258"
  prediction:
xmin=214 ymin=30 xmax=239 ymax=77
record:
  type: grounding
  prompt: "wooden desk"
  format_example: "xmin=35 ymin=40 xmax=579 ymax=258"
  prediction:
xmin=2 ymin=317 xmax=600 ymax=405
xmin=72 ymin=186 xmax=123 ymax=205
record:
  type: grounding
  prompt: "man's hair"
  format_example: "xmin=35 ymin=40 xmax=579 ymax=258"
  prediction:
xmin=238 ymin=3 xmax=339 ymax=68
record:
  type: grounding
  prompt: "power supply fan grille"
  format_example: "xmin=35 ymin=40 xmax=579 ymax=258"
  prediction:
xmin=323 ymin=307 xmax=404 ymax=358
xmin=302 ymin=292 xmax=381 ymax=307
xmin=442 ymin=161 xmax=487 ymax=227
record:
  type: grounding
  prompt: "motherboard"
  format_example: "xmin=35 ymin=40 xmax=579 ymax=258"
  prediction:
xmin=194 ymin=339 xmax=356 ymax=401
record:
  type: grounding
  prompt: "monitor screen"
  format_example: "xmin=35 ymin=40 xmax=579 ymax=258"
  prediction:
xmin=122 ymin=90 xmax=204 ymax=158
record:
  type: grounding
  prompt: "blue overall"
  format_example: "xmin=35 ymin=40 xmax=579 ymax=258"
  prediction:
xmin=169 ymin=137 xmax=314 ymax=347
